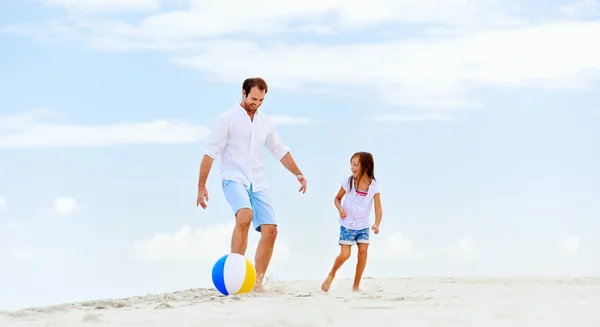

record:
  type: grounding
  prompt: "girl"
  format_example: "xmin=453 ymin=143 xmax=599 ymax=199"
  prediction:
xmin=321 ymin=151 xmax=383 ymax=292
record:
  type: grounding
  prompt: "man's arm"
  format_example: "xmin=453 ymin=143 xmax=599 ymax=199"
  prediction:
xmin=280 ymin=152 xmax=303 ymax=176
xmin=198 ymin=155 xmax=215 ymax=188
xmin=264 ymin=119 xmax=302 ymax=176
xmin=198 ymin=115 xmax=228 ymax=188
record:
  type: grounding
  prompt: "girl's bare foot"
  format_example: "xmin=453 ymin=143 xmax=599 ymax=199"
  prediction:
xmin=321 ymin=274 xmax=335 ymax=292
xmin=352 ymin=285 xmax=361 ymax=292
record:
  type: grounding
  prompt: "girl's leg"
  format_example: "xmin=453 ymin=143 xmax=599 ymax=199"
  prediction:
xmin=353 ymin=243 xmax=369 ymax=291
xmin=321 ymin=245 xmax=351 ymax=292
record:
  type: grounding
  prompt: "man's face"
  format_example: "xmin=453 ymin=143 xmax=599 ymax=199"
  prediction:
xmin=242 ymin=87 xmax=266 ymax=112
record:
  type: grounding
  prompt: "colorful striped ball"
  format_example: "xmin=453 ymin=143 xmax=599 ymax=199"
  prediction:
xmin=211 ymin=253 xmax=256 ymax=296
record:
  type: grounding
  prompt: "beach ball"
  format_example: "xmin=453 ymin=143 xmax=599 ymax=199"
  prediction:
xmin=211 ymin=253 xmax=256 ymax=296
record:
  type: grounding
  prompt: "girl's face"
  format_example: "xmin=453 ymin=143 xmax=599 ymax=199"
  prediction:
xmin=350 ymin=156 xmax=361 ymax=177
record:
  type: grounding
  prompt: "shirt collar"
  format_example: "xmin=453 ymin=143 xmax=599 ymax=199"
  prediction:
xmin=235 ymin=102 xmax=261 ymax=119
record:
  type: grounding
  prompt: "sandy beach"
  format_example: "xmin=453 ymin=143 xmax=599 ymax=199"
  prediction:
xmin=1 ymin=277 xmax=599 ymax=327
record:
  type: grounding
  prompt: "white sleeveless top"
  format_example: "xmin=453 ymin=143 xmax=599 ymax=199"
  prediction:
xmin=339 ymin=177 xmax=380 ymax=231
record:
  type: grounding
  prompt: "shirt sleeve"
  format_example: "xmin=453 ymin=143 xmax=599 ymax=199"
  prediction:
xmin=204 ymin=114 xmax=229 ymax=159
xmin=264 ymin=117 xmax=291 ymax=161
xmin=371 ymin=180 xmax=381 ymax=194
xmin=341 ymin=177 xmax=352 ymax=192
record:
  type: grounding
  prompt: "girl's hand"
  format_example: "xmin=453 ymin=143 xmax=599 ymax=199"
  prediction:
xmin=338 ymin=208 xmax=347 ymax=219
xmin=371 ymin=224 xmax=380 ymax=234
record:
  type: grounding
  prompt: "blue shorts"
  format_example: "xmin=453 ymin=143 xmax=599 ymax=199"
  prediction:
xmin=339 ymin=225 xmax=370 ymax=245
xmin=222 ymin=179 xmax=277 ymax=232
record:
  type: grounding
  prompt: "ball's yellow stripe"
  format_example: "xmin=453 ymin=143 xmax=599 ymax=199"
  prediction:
xmin=237 ymin=257 xmax=256 ymax=294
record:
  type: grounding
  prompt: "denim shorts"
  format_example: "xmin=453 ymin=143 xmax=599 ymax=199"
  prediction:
xmin=222 ymin=179 xmax=277 ymax=232
xmin=339 ymin=225 xmax=370 ymax=245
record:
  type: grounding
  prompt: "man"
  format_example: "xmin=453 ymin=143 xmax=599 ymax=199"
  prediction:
xmin=196 ymin=77 xmax=307 ymax=292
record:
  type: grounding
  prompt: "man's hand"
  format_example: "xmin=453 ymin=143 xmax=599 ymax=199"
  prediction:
xmin=338 ymin=207 xmax=347 ymax=219
xmin=296 ymin=174 xmax=307 ymax=194
xmin=197 ymin=186 xmax=209 ymax=209
xmin=371 ymin=224 xmax=380 ymax=234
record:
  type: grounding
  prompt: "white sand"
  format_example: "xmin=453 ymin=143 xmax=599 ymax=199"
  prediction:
xmin=1 ymin=277 xmax=599 ymax=326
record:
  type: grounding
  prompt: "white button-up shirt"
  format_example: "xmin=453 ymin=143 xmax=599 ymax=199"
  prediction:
xmin=204 ymin=104 xmax=291 ymax=192
xmin=339 ymin=178 xmax=380 ymax=230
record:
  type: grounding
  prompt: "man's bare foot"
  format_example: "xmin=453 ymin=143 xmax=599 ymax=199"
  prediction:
xmin=253 ymin=285 xmax=267 ymax=293
xmin=252 ymin=284 xmax=267 ymax=293
xmin=352 ymin=286 xmax=361 ymax=292
xmin=321 ymin=274 xmax=335 ymax=292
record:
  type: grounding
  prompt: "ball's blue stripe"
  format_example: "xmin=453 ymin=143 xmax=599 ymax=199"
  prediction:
xmin=212 ymin=254 xmax=229 ymax=295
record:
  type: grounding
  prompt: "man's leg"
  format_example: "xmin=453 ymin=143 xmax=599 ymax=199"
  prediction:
xmin=254 ymin=224 xmax=277 ymax=291
xmin=249 ymin=188 xmax=278 ymax=291
xmin=232 ymin=209 xmax=253 ymax=254
xmin=222 ymin=180 xmax=253 ymax=255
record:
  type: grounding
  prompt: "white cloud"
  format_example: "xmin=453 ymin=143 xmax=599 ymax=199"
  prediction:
xmin=0 ymin=197 xmax=6 ymax=212
xmin=456 ymin=237 xmax=475 ymax=260
xmin=132 ymin=223 xmax=292 ymax=264
xmin=0 ymin=108 xmax=210 ymax=148
xmin=101 ymin=0 xmax=521 ymax=42
xmin=442 ymin=236 xmax=476 ymax=261
xmin=4 ymin=0 xmax=526 ymax=51
xmin=3 ymin=245 xmax=72 ymax=266
xmin=39 ymin=0 xmax=160 ymax=13
xmin=559 ymin=0 xmax=599 ymax=18
xmin=371 ymin=113 xmax=455 ymax=122
xmin=4 ymin=2 xmax=600 ymax=113
xmin=387 ymin=232 xmax=414 ymax=257
xmin=172 ymin=20 xmax=600 ymax=111
xmin=561 ymin=236 xmax=579 ymax=255
xmin=54 ymin=196 xmax=78 ymax=215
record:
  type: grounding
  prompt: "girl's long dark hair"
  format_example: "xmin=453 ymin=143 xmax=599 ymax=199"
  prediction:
xmin=348 ymin=152 xmax=375 ymax=190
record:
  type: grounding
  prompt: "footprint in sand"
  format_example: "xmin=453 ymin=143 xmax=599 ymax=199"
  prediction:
xmin=82 ymin=313 xmax=103 ymax=322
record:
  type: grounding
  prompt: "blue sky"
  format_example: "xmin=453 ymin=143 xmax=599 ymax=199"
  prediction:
xmin=1 ymin=0 xmax=599 ymax=310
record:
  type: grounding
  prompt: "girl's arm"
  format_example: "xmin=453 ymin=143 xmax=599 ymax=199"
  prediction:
xmin=373 ymin=193 xmax=382 ymax=226
xmin=334 ymin=187 xmax=346 ymax=211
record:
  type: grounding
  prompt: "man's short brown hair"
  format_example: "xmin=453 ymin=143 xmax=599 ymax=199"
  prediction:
xmin=242 ymin=77 xmax=268 ymax=96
